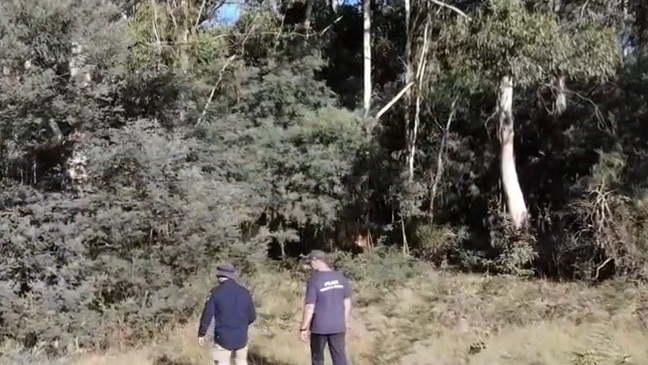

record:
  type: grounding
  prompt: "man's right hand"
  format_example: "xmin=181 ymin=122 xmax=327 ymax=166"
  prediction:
xmin=198 ymin=337 xmax=206 ymax=347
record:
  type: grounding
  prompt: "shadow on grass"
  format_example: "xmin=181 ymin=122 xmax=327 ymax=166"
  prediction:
xmin=249 ymin=350 xmax=285 ymax=365
xmin=153 ymin=351 xmax=284 ymax=365
xmin=153 ymin=354 xmax=193 ymax=365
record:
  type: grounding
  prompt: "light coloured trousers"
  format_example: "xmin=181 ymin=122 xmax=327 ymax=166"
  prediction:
xmin=213 ymin=343 xmax=248 ymax=365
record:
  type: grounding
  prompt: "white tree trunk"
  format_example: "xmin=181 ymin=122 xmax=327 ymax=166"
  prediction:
xmin=551 ymin=0 xmax=567 ymax=116
xmin=69 ymin=42 xmax=91 ymax=87
xmin=178 ymin=0 xmax=191 ymax=123
xmin=404 ymin=0 xmax=413 ymax=181
xmin=304 ymin=0 xmax=313 ymax=30
xmin=407 ymin=18 xmax=430 ymax=182
xmin=619 ymin=0 xmax=630 ymax=61
xmin=497 ymin=76 xmax=528 ymax=229
xmin=362 ymin=0 xmax=371 ymax=117
xmin=553 ymin=74 xmax=566 ymax=115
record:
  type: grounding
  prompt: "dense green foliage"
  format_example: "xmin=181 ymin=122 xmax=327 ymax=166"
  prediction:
xmin=2 ymin=0 xmax=648 ymax=352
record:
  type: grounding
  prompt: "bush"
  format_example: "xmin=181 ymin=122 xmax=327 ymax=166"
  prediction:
xmin=566 ymin=188 xmax=648 ymax=280
xmin=413 ymin=222 xmax=460 ymax=267
xmin=0 ymin=121 xmax=249 ymax=350
xmin=334 ymin=248 xmax=426 ymax=306
xmin=550 ymin=151 xmax=648 ymax=280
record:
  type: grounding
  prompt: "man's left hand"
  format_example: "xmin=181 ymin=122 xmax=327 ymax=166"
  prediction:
xmin=299 ymin=329 xmax=310 ymax=342
xmin=198 ymin=337 xmax=206 ymax=347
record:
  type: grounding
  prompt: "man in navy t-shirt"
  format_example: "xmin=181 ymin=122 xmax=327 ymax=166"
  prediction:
xmin=299 ymin=250 xmax=352 ymax=365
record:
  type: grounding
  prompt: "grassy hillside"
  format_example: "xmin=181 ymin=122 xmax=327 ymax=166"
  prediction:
xmin=3 ymin=254 xmax=648 ymax=365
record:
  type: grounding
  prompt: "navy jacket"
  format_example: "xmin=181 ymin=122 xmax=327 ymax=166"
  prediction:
xmin=197 ymin=279 xmax=257 ymax=351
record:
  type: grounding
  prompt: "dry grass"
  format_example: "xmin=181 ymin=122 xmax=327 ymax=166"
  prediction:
xmin=4 ymin=267 xmax=648 ymax=365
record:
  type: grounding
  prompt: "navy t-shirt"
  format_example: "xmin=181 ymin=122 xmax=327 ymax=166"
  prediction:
xmin=305 ymin=270 xmax=352 ymax=334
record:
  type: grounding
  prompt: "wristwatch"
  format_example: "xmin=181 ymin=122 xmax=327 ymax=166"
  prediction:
xmin=300 ymin=328 xmax=308 ymax=331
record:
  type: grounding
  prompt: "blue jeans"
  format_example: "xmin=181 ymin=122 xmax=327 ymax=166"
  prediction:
xmin=310 ymin=332 xmax=347 ymax=365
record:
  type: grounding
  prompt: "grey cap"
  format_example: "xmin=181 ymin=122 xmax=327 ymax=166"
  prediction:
xmin=300 ymin=249 xmax=328 ymax=264
xmin=216 ymin=263 xmax=238 ymax=280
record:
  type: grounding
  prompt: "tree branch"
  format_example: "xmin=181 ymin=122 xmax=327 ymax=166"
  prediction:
xmin=196 ymin=55 xmax=237 ymax=127
xmin=429 ymin=0 xmax=471 ymax=20
xmin=375 ymin=82 xmax=415 ymax=121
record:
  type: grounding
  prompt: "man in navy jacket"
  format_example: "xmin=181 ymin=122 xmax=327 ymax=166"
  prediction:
xmin=198 ymin=263 xmax=257 ymax=365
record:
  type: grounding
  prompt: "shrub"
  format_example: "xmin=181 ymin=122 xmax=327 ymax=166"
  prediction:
xmin=334 ymin=248 xmax=426 ymax=306
xmin=413 ymin=222 xmax=461 ymax=267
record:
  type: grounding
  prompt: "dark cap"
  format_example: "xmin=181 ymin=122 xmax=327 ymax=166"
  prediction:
xmin=216 ymin=263 xmax=238 ymax=280
xmin=301 ymin=249 xmax=328 ymax=264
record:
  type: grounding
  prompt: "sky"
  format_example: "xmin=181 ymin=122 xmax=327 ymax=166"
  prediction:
xmin=215 ymin=1 xmax=243 ymax=26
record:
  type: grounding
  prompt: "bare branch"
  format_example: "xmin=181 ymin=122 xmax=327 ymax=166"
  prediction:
xmin=430 ymin=0 xmax=471 ymax=20
xmin=571 ymin=90 xmax=611 ymax=133
xmin=320 ymin=15 xmax=343 ymax=35
xmin=195 ymin=0 xmax=208 ymax=29
xmin=195 ymin=0 xmax=226 ymax=29
xmin=150 ymin=0 xmax=162 ymax=52
xmin=407 ymin=16 xmax=431 ymax=182
xmin=196 ymin=55 xmax=237 ymax=126
xmin=429 ymin=95 xmax=457 ymax=220
xmin=375 ymin=82 xmax=415 ymax=121
xmin=48 ymin=120 xmax=63 ymax=143
xmin=594 ymin=257 xmax=612 ymax=280
xmin=579 ymin=0 xmax=591 ymax=19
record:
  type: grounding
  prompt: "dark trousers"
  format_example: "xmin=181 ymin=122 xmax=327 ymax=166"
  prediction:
xmin=310 ymin=333 xmax=347 ymax=365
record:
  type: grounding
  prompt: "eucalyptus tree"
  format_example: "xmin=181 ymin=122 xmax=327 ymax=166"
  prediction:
xmin=438 ymin=0 xmax=618 ymax=229
xmin=363 ymin=0 xmax=372 ymax=117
